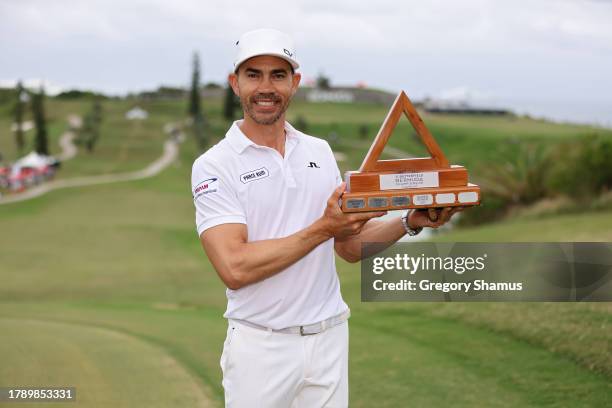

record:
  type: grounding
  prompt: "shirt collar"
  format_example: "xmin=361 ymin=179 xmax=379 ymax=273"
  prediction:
xmin=226 ymin=119 xmax=300 ymax=155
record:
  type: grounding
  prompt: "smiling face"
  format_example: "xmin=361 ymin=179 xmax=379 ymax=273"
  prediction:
xmin=229 ymin=55 xmax=301 ymax=126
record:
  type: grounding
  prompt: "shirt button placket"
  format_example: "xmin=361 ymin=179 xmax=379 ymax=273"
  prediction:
xmin=285 ymin=164 xmax=296 ymax=188
xmin=284 ymin=140 xmax=297 ymax=189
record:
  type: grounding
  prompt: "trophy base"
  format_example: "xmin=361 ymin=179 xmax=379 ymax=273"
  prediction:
xmin=340 ymin=183 xmax=481 ymax=212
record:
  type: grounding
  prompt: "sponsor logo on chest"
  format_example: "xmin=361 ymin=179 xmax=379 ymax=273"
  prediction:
xmin=240 ymin=167 xmax=270 ymax=184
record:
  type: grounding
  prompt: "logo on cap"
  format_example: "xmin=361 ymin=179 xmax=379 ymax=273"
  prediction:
xmin=283 ymin=49 xmax=293 ymax=57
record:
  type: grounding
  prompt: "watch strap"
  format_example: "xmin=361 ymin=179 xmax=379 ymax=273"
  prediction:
xmin=402 ymin=211 xmax=423 ymax=236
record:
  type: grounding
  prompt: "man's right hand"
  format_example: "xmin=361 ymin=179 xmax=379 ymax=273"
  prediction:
xmin=318 ymin=183 xmax=386 ymax=240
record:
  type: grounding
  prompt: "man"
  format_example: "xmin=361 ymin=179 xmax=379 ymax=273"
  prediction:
xmin=192 ymin=28 xmax=460 ymax=407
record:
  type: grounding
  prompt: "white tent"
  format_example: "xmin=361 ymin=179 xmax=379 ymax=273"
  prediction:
xmin=11 ymin=151 xmax=55 ymax=176
xmin=15 ymin=151 xmax=54 ymax=168
xmin=125 ymin=107 xmax=148 ymax=120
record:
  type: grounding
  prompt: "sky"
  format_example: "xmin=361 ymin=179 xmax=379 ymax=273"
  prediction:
xmin=1 ymin=0 xmax=611 ymax=124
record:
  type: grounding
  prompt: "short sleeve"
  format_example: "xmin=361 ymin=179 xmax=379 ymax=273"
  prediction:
xmin=191 ymin=157 xmax=246 ymax=236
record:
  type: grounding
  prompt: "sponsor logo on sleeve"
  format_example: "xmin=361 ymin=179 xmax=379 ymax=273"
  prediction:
xmin=240 ymin=167 xmax=269 ymax=184
xmin=193 ymin=177 xmax=219 ymax=199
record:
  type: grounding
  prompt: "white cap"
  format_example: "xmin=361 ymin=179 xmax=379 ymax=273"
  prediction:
xmin=233 ymin=28 xmax=299 ymax=73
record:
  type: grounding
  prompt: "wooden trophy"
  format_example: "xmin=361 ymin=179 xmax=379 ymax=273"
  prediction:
xmin=341 ymin=91 xmax=480 ymax=212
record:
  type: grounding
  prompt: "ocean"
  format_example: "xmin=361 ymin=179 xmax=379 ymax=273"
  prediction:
xmin=496 ymin=98 xmax=612 ymax=129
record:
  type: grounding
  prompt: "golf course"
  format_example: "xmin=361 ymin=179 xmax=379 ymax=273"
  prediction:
xmin=1 ymin=95 xmax=611 ymax=407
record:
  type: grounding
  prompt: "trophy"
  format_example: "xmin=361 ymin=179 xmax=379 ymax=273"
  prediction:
xmin=341 ymin=91 xmax=481 ymax=212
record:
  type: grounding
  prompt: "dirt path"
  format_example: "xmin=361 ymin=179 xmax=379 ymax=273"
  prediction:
xmin=58 ymin=130 xmax=78 ymax=161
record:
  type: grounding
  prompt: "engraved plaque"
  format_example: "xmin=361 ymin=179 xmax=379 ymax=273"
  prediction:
xmin=413 ymin=194 xmax=433 ymax=206
xmin=380 ymin=172 xmax=439 ymax=190
xmin=391 ymin=196 xmax=410 ymax=207
xmin=368 ymin=197 xmax=389 ymax=208
xmin=346 ymin=198 xmax=366 ymax=209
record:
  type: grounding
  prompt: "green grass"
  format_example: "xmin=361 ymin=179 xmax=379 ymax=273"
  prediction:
xmin=57 ymin=99 xmax=185 ymax=177
xmin=1 ymin=98 xmax=202 ymax=176
xmin=0 ymin=99 xmax=88 ymax=162
xmin=1 ymin=97 xmax=611 ymax=407
xmin=431 ymin=208 xmax=612 ymax=242
xmin=287 ymin=101 xmax=612 ymax=174
xmin=0 ymin=317 xmax=211 ymax=408
xmin=347 ymin=308 xmax=610 ymax=407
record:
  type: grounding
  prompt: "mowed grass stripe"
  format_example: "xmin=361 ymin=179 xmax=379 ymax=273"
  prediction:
xmin=431 ymin=209 xmax=612 ymax=242
xmin=0 ymin=301 xmax=228 ymax=405
xmin=0 ymin=317 xmax=214 ymax=408
xmin=349 ymin=310 xmax=611 ymax=407
xmin=2 ymin=302 xmax=610 ymax=407
xmin=424 ymin=303 xmax=612 ymax=378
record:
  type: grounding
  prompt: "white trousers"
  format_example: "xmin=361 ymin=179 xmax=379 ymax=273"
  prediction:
xmin=220 ymin=319 xmax=349 ymax=408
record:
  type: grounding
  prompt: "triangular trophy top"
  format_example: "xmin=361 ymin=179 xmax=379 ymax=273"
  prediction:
xmin=359 ymin=91 xmax=450 ymax=173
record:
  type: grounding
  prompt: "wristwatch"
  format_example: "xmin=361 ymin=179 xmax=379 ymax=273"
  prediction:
xmin=401 ymin=211 xmax=423 ymax=236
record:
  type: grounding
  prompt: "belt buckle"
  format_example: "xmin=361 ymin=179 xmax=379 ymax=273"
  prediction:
xmin=299 ymin=325 xmax=317 ymax=336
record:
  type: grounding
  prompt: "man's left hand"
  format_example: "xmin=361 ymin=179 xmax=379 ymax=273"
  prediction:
xmin=407 ymin=207 xmax=464 ymax=229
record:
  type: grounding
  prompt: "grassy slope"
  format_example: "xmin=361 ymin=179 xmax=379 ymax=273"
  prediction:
xmin=1 ymin=175 xmax=610 ymax=406
xmin=287 ymin=101 xmax=612 ymax=173
xmin=432 ymin=209 xmax=612 ymax=242
xmin=1 ymin=99 xmax=190 ymax=176
xmin=0 ymin=99 xmax=88 ymax=163
xmin=1 ymin=98 xmax=611 ymax=407
xmin=0 ymin=317 xmax=211 ymax=408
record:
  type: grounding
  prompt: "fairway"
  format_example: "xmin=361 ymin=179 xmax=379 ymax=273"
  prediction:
xmin=0 ymin=318 xmax=213 ymax=407
xmin=1 ymin=97 xmax=611 ymax=407
xmin=348 ymin=309 xmax=610 ymax=407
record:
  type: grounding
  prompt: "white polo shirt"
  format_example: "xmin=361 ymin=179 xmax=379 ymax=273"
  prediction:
xmin=191 ymin=120 xmax=349 ymax=329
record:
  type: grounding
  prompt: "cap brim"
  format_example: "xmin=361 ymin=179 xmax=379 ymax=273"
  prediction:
xmin=234 ymin=53 xmax=299 ymax=73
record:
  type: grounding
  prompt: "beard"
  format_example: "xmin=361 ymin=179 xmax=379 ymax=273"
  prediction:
xmin=241 ymin=92 xmax=291 ymax=125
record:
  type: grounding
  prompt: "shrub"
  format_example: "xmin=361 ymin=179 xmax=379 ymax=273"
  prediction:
xmin=294 ymin=115 xmax=308 ymax=132
xmin=549 ymin=134 xmax=612 ymax=198
xmin=479 ymin=143 xmax=553 ymax=206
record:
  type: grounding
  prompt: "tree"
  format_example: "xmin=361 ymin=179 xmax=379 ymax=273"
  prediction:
xmin=32 ymin=86 xmax=49 ymax=155
xmin=77 ymin=99 xmax=103 ymax=153
xmin=92 ymin=98 xmax=103 ymax=126
xmin=188 ymin=52 xmax=203 ymax=119
xmin=82 ymin=113 xmax=95 ymax=152
xmin=13 ymin=81 xmax=26 ymax=154
xmin=88 ymin=99 xmax=103 ymax=152
xmin=294 ymin=115 xmax=308 ymax=132
xmin=223 ymin=84 xmax=239 ymax=121
xmin=316 ymin=72 xmax=331 ymax=89
xmin=188 ymin=52 xmax=207 ymax=149
xmin=193 ymin=114 xmax=207 ymax=150
xmin=359 ymin=124 xmax=369 ymax=140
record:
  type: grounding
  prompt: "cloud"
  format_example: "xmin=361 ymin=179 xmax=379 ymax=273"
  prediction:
xmin=1 ymin=0 xmax=611 ymax=103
